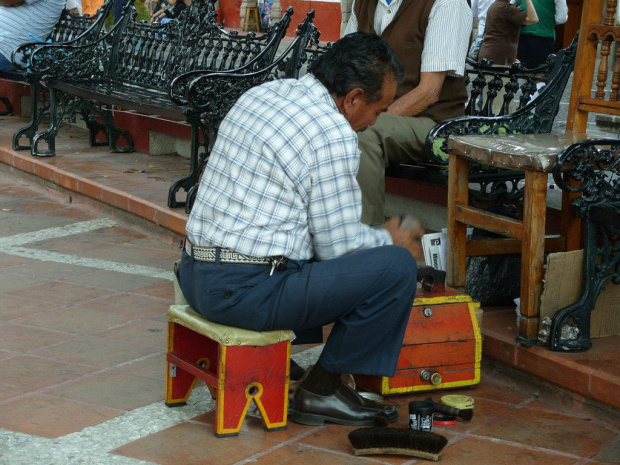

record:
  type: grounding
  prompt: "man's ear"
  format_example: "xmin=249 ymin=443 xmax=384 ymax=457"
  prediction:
xmin=341 ymin=88 xmax=365 ymax=116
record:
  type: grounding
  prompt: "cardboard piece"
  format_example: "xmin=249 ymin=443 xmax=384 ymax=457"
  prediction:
xmin=540 ymin=250 xmax=620 ymax=338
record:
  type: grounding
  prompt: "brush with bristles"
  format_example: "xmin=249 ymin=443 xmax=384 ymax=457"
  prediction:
xmin=427 ymin=398 xmax=474 ymax=421
xmin=348 ymin=416 xmax=448 ymax=461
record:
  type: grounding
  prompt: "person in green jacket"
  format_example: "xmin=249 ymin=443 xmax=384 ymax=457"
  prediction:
xmin=516 ymin=0 xmax=568 ymax=68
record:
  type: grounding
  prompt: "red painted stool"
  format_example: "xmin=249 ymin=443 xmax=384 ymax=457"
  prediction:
xmin=165 ymin=273 xmax=295 ymax=437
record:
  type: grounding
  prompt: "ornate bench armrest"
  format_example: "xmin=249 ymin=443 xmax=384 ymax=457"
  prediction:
xmin=183 ymin=60 xmax=290 ymax=120
xmin=11 ymin=0 xmax=114 ymax=74
xmin=552 ymin=138 xmax=620 ymax=207
xmin=25 ymin=17 xmax=126 ymax=81
xmin=168 ymin=7 xmax=298 ymax=106
xmin=169 ymin=9 xmax=319 ymax=106
xmin=425 ymin=112 xmax=547 ymax=165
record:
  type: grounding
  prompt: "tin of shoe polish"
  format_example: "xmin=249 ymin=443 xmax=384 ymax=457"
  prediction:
xmin=409 ymin=399 xmax=434 ymax=432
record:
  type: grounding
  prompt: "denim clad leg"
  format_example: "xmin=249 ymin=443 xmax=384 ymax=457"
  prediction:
xmin=178 ymin=245 xmax=417 ymax=377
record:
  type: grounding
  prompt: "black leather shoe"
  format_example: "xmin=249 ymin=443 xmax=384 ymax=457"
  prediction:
xmin=289 ymin=381 xmax=399 ymax=426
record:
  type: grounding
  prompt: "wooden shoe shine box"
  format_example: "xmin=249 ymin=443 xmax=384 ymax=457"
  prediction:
xmin=356 ymin=287 xmax=482 ymax=395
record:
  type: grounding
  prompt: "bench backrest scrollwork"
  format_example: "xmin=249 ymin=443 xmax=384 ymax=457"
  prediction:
xmin=107 ymin=0 xmax=293 ymax=95
xmin=12 ymin=0 xmax=114 ymax=75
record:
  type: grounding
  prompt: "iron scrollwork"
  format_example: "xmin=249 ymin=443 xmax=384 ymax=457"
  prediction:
xmin=549 ymin=139 xmax=620 ymax=351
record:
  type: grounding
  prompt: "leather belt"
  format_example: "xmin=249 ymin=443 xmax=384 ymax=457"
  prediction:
xmin=185 ymin=241 xmax=286 ymax=266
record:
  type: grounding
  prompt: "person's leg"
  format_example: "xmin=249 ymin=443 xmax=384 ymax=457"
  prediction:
xmin=178 ymin=245 xmax=417 ymax=376
xmin=178 ymin=245 xmax=417 ymax=426
xmin=0 ymin=53 xmax=14 ymax=72
xmin=517 ymin=34 xmax=555 ymax=69
xmin=113 ymin=0 xmax=128 ymax=22
xmin=356 ymin=114 xmax=437 ymax=225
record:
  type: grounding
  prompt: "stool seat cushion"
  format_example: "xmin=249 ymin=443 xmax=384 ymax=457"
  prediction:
xmin=168 ymin=304 xmax=296 ymax=346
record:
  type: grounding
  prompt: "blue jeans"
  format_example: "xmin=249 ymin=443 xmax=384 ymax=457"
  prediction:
xmin=114 ymin=0 xmax=128 ymax=22
xmin=178 ymin=245 xmax=417 ymax=377
xmin=0 ymin=53 xmax=14 ymax=71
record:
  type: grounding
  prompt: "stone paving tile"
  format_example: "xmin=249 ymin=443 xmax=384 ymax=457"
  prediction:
xmin=6 ymin=261 xmax=99 ymax=280
xmin=474 ymin=403 xmax=617 ymax=457
xmin=13 ymin=304 xmax=141 ymax=335
xmin=93 ymin=317 xmax=168 ymax=350
xmin=0 ymin=394 xmax=124 ymax=439
xmin=46 ymin=368 xmax=165 ymax=412
xmin=77 ymin=293 xmax=171 ymax=319
xmin=0 ymin=272 xmax=50 ymax=294
xmin=0 ymin=293 xmax=65 ymax=321
xmin=0 ymin=324 xmax=75 ymax=353
xmin=0 ymin=355 xmax=96 ymax=390
xmin=434 ymin=437 xmax=580 ymax=465
xmin=5 ymin=281 xmax=114 ymax=306
xmin=111 ymin=422 xmax=282 ymax=465
xmin=31 ymin=335 xmax=162 ymax=369
xmin=61 ymin=270 xmax=170 ymax=292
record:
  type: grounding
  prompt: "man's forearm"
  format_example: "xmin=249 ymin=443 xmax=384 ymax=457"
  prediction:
xmin=387 ymin=72 xmax=446 ymax=117
xmin=523 ymin=0 xmax=538 ymax=25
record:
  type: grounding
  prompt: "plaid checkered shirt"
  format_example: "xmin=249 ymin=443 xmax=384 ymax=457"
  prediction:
xmin=185 ymin=74 xmax=392 ymax=261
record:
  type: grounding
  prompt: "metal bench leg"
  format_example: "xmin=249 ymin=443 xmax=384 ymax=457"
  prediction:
xmin=80 ymin=104 xmax=134 ymax=153
xmin=13 ymin=82 xmax=49 ymax=151
xmin=31 ymin=87 xmax=77 ymax=157
xmin=549 ymin=217 xmax=620 ymax=351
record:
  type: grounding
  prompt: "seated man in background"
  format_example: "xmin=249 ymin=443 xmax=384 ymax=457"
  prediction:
xmin=178 ymin=32 xmax=424 ymax=426
xmin=344 ymin=0 xmax=472 ymax=225
xmin=0 ymin=0 xmax=66 ymax=71
xmin=149 ymin=0 xmax=186 ymax=23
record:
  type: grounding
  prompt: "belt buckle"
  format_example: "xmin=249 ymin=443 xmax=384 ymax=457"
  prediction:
xmin=269 ymin=256 xmax=286 ymax=276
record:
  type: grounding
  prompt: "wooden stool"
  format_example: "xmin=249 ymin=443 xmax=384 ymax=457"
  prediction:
xmin=165 ymin=271 xmax=295 ymax=436
xmin=243 ymin=6 xmax=261 ymax=32
xmin=446 ymin=133 xmax=584 ymax=346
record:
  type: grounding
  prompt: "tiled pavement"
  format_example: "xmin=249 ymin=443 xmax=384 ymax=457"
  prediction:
xmin=0 ymin=113 xmax=619 ymax=464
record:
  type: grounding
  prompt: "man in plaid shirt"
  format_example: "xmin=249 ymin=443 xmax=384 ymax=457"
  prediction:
xmin=179 ymin=32 xmax=423 ymax=426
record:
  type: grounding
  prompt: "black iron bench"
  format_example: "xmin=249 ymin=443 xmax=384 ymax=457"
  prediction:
xmin=23 ymin=0 xmax=295 ymax=208
xmin=1 ymin=0 xmax=113 ymax=142
xmin=549 ymin=138 xmax=620 ymax=352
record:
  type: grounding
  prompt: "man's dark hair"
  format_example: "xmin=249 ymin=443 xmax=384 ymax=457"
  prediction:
xmin=309 ymin=32 xmax=404 ymax=103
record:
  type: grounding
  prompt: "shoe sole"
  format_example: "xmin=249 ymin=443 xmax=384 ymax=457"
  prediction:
xmin=289 ymin=409 xmax=398 ymax=426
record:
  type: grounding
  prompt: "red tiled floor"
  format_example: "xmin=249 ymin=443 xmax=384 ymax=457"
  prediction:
xmin=111 ymin=422 xmax=282 ymax=465
xmin=0 ymin=394 xmax=123 ymax=439
xmin=0 ymin=355 xmax=96 ymax=390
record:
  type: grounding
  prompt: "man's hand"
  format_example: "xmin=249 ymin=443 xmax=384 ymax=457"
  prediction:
xmin=384 ymin=215 xmax=425 ymax=261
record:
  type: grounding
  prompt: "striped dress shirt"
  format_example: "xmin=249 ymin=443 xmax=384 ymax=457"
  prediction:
xmin=0 ymin=0 xmax=66 ymax=65
xmin=186 ymin=74 xmax=393 ymax=261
